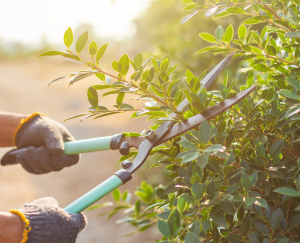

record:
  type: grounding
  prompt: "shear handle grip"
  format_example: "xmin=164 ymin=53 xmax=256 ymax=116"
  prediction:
xmin=64 ymin=169 xmax=131 ymax=213
xmin=1 ymin=134 xmax=124 ymax=166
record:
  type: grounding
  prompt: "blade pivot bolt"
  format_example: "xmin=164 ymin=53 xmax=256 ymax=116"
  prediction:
xmin=145 ymin=129 xmax=156 ymax=141
xmin=122 ymin=160 xmax=133 ymax=169
xmin=119 ymin=142 xmax=129 ymax=155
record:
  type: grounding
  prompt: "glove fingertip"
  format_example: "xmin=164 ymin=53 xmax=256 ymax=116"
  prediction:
xmin=33 ymin=197 xmax=60 ymax=206
xmin=78 ymin=213 xmax=88 ymax=230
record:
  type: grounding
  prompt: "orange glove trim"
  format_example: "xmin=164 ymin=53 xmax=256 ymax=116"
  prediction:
xmin=9 ymin=210 xmax=31 ymax=243
xmin=12 ymin=112 xmax=46 ymax=145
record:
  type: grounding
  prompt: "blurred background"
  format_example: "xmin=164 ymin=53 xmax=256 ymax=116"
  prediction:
xmin=0 ymin=0 xmax=244 ymax=242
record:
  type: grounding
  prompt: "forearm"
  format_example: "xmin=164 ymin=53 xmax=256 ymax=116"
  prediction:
xmin=0 ymin=112 xmax=29 ymax=147
xmin=0 ymin=212 xmax=23 ymax=243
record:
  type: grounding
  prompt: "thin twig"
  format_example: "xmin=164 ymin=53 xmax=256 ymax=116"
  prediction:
xmin=178 ymin=210 xmax=201 ymax=239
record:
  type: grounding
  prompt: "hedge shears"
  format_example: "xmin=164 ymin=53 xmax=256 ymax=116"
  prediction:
xmin=1 ymin=52 xmax=255 ymax=214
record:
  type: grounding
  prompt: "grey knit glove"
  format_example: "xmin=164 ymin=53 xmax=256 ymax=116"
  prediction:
xmin=19 ymin=197 xmax=87 ymax=243
xmin=3 ymin=113 xmax=80 ymax=174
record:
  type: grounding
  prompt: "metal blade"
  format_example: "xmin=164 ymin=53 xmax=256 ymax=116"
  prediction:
xmin=156 ymin=85 xmax=256 ymax=145
xmin=126 ymin=86 xmax=255 ymax=174
xmin=126 ymin=53 xmax=237 ymax=173
xmin=201 ymin=52 xmax=235 ymax=89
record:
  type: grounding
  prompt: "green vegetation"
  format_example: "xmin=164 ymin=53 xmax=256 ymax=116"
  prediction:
xmin=41 ymin=0 xmax=300 ymax=242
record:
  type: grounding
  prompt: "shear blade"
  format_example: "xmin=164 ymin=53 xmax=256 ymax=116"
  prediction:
xmin=156 ymin=85 xmax=256 ymax=145
xmin=126 ymin=85 xmax=255 ymax=174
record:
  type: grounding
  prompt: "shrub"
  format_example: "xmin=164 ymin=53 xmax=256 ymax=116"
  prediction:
xmin=42 ymin=0 xmax=300 ymax=242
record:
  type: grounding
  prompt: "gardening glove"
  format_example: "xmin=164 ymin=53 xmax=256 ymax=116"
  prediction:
xmin=3 ymin=112 xmax=80 ymax=174
xmin=9 ymin=197 xmax=87 ymax=243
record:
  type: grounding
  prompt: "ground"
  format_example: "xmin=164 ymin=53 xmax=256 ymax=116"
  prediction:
xmin=0 ymin=58 xmax=160 ymax=242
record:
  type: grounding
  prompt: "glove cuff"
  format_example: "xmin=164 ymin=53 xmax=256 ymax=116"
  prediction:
xmin=13 ymin=112 xmax=46 ymax=145
xmin=9 ymin=209 xmax=31 ymax=243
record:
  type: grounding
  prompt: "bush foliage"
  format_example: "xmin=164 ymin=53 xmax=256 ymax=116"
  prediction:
xmin=41 ymin=0 xmax=300 ymax=242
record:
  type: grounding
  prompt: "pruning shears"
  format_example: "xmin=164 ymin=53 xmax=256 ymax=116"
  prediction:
xmin=1 ymin=52 xmax=256 ymax=214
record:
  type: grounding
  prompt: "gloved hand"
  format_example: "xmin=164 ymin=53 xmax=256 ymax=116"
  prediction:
xmin=10 ymin=197 xmax=87 ymax=243
xmin=3 ymin=113 xmax=80 ymax=174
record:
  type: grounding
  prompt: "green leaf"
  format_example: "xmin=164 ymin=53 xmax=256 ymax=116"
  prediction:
xmin=116 ymin=93 xmax=125 ymax=105
xmin=96 ymin=43 xmax=109 ymax=62
xmin=76 ymin=31 xmax=89 ymax=53
xmin=273 ymin=187 xmax=300 ymax=197
xmin=204 ymin=144 xmax=223 ymax=153
xmin=199 ymin=32 xmax=217 ymax=43
xmin=255 ymin=223 xmax=269 ymax=236
xmin=48 ymin=76 xmax=67 ymax=86
xmin=158 ymin=220 xmax=171 ymax=238
xmin=266 ymin=45 xmax=276 ymax=56
xmin=219 ymin=83 xmax=228 ymax=99
xmin=63 ymin=113 xmax=89 ymax=122
xmin=178 ymin=141 xmax=198 ymax=150
xmin=242 ymin=45 xmax=251 ymax=52
xmin=167 ymin=209 xmax=181 ymax=236
xmin=135 ymin=199 xmax=141 ymax=214
xmin=210 ymin=211 xmax=227 ymax=227
xmin=241 ymin=215 xmax=251 ymax=236
xmin=190 ymin=220 xmax=200 ymax=235
xmin=215 ymin=25 xmax=224 ymax=41
xmin=225 ymin=24 xmax=234 ymax=43
xmin=182 ymin=152 xmax=200 ymax=164
xmin=238 ymin=24 xmax=246 ymax=40
xmin=134 ymin=52 xmax=143 ymax=67
xmin=112 ymin=61 xmax=121 ymax=72
xmin=269 ymin=139 xmax=284 ymax=158
xmin=226 ymin=234 xmax=244 ymax=243
xmin=199 ymin=87 xmax=207 ymax=103
xmin=192 ymin=183 xmax=205 ymax=200
xmin=279 ymin=89 xmax=300 ymax=100
xmin=243 ymin=17 xmax=261 ymax=25
xmin=181 ymin=11 xmax=198 ymax=25
xmin=39 ymin=51 xmax=64 ymax=57
xmin=119 ymin=54 xmax=130 ymax=76
xmin=203 ymin=219 xmax=210 ymax=233
xmin=255 ymin=139 xmax=265 ymax=157
xmin=64 ymin=27 xmax=73 ymax=48
xmin=89 ymin=41 xmax=97 ymax=56
xmin=119 ymin=103 xmax=133 ymax=110
xmin=184 ymin=232 xmax=201 ymax=243
xmin=199 ymin=120 xmax=211 ymax=144
xmin=254 ymin=198 xmax=269 ymax=209
xmin=87 ymin=87 xmax=98 ymax=109
xmin=289 ymin=214 xmax=300 ymax=229
xmin=271 ymin=208 xmax=283 ymax=230
xmin=247 ymin=71 xmax=254 ymax=87
xmin=286 ymin=77 xmax=300 ymax=91
xmin=241 ymin=172 xmax=251 ymax=194
xmin=161 ymin=58 xmax=170 ymax=73
xmin=251 ymin=46 xmax=263 ymax=54
xmin=205 ymin=6 xmax=218 ymax=18
xmin=212 ymin=225 xmax=220 ymax=242
xmin=95 ymin=72 xmax=105 ymax=82
xmin=243 ymin=197 xmax=254 ymax=208
xmin=177 ymin=197 xmax=186 ymax=213
xmin=112 ymin=188 xmax=121 ymax=201
xmin=248 ymin=232 xmax=263 ymax=243
xmin=195 ymin=46 xmax=217 ymax=55
xmin=262 ymin=182 xmax=271 ymax=196
xmin=285 ymin=31 xmax=300 ymax=38
xmin=92 ymin=85 xmax=111 ymax=90
xmin=197 ymin=154 xmax=208 ymax=170
xmin=249 ymin=172 xmax=258 ymax=188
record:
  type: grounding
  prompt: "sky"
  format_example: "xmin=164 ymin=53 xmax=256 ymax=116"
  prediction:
xmin=0 ymin=0 xmax=152 ymax=45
